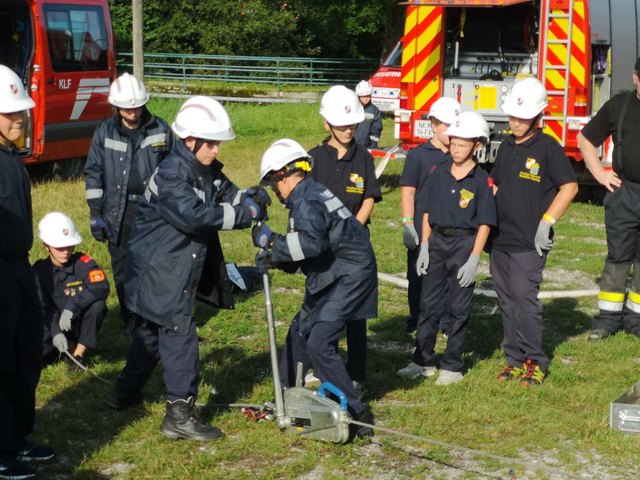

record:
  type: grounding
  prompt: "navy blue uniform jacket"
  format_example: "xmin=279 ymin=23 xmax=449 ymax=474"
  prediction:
xmin=271 ymin=177 xmax=378 ymax=334
xmin=84 ymin=110 xmax=174 ymax=241
xmin=125 ymin=141 xmax=253 ymax=334
xmin=33 ymin=252 xmax=110 ymax=338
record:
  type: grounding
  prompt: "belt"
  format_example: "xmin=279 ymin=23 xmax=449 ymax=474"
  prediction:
xmin=432 ymin=225 xmax=476 ymax=237
xmin=127 ymin=194 xmax=142 ymax=202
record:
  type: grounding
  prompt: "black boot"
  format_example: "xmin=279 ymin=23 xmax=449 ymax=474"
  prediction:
xmin=159 ymin=397 xmax=224 ymax=441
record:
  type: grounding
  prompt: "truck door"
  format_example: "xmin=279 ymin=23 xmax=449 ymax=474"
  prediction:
xmin=37 ymin=0 xmax=114 ymax=164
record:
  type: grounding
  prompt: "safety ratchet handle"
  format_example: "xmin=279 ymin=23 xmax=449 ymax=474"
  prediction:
xmin=262 ymin=258 xmax=287 ymax=429
xmin=317 ymin=382 xmax=348 ymax=412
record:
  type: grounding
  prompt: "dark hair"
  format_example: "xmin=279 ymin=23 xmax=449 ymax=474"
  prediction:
xmin=635 ymin=57 xmax=640 ymax=74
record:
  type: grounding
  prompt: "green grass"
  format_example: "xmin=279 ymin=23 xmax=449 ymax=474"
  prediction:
xmin=28 ymin=99 xmax=640 ymax=479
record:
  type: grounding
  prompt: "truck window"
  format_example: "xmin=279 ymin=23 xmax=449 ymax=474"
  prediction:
xmin=43 ymin=4 xmax=107 ymax=72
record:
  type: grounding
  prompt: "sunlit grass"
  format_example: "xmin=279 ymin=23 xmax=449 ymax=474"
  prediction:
xmin=27 ymin=100 xmax=640 ymax=479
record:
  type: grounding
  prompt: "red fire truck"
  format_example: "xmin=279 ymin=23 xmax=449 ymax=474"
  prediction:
xmin=379 ymin=0 xmax=640 ymax=190
xmin=369 ymin=41 xmax=402 ymax=113
xmin=3 ymin=0 xmax=116 ymax=176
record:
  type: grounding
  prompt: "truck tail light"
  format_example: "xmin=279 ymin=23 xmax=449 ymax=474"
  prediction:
xmin=574 ymin=87 xmax=587 ymax=116
xmin=399 ymin=86 xmax=408 ymax=109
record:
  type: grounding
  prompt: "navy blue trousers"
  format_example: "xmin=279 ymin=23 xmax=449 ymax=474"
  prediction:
xmin=43 ymin=300 xmax=107 ymax=360
xmin=115 ymin=318 xmax=199 ymax=401
xmin=491 ymin=249 xmax=549 ymax=371
xmin=0 ymin=259 xmax=43 ymax=460
xmin=413 ymin=233 xmax=474 ymax=373
xmin=280 ymin=315 xmax=364 ymax=417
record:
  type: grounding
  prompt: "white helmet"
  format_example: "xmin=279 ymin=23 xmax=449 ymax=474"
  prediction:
xmin=259 ymin=138 xmax=312 ymax=183
xmin=38 ymin=212 xmax=82 ymax=248
xmin=447 ymin=111 xmax=490 ymax=142
xmin=502 ymin=77 xmax=548 ymax=119
xmin=172 ymin=96 xmax=235 ymax=141
xmin=0 ymin=65 xmax=35 ymax=113
xmin=355 ymin=80 xmax=373 ymax=96
xmin=108 ymin=73 xmax=149 ymax=108
xmin=428 ymin=97 xmax=461 ymax=125
xmin=319 ymin=85 xmax=365 ymax=126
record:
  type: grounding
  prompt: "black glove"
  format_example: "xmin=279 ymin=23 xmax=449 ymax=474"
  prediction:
xmin=90 ymin=216 xmax=109 ymax=242
xmin=255 ymin=250 xmax=272 ymax=273
xmin=252 ymin=223 xmax=273 ymax=249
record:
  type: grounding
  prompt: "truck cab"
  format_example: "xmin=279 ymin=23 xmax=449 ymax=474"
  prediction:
xmin=2 ymin=0 xmax=115 ymax=176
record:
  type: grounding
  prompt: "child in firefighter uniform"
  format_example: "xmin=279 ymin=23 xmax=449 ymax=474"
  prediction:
xmin=491 ymin=78 xmax=578 ymax=386
xmin=400 ymin=97 xmax=461 ymax=333
xmin=397 ymin=112 xmax=496 ymax=385
xmin=308 ymin=85 xmax=382 ymax=391
xmin=253 ymin=139 xmax=378 ymax=436
xmin=354 ymin=80 xmax=383 ymax=149
xmin=33 ymin=212 xmax=109 ymax=365
xmin=108 ymin=97 xmax=269 ymax=442
xmin=85 ymin=73 xmax=174 ymax=331
xmin=0 ymin=65 xmax=53 ymax=480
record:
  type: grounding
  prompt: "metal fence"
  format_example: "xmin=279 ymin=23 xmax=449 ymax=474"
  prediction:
xmin=117 ymin=53 xmax=379 ymax=90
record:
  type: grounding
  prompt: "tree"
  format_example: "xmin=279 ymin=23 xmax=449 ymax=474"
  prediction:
xmin=109 ymin=0 xmax=402 ymax=60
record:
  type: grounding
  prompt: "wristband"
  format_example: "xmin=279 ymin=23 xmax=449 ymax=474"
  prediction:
xmin=402 ymin=217 xmax=414 ymax=223
xmin=543 ymin=213 xmax=556 ymax=225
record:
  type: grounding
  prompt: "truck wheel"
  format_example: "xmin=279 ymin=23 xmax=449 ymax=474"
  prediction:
xmin=53 ymin=157 xmax=86 ymax=180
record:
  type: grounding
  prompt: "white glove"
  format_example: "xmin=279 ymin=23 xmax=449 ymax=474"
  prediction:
xmin=416 ymin=242 xmax=429 ymax=276
xmin=457 ymin=254 xmax=480 ymax=288
xmin=52 ymin=333 xmax=68 ymax=353
xmin=403 ymin=224 xmax=419 ymax=250
xmin=534 ymin=221 xmax=553 ymax=257
xmin=59 ymin=309 xmax=74 ymax=332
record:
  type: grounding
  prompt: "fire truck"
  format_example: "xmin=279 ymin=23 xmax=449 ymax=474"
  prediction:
xmin=369 ymin=41 xmax=402 ymax=113
xmin=3 ymin=0 xmax=116 ymax=177
xmin=384 ymin=0 xmax=640 ymax=186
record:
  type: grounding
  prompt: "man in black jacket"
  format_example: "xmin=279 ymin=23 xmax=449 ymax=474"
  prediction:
xmin=0 ymin=64 xmax=53 ymax=480
xmin=84 ymin=73 xmax=174 ymax=330
xmin=108 ymin=97 xmax=269 ymax=442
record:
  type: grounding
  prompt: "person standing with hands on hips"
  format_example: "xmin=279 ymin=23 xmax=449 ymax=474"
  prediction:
xmin=308 ymin=85 xmax=382 ymax=395
xmin=252 ymin=138 xmax=378 ymax=438
xmin=85 ymin=73 xmax=174 ymax=332
xmin=397 ymin=112 xmax=496 ymax=385
xmin=577 ymin=58 xmax=640 ymax=341
xmin=400 ymin=97 xmax=461 ymax=333
xmin=491 ymin=77 xmax=578 ymax=386
xmin=107 ymin=97 xmax=270 ymax=442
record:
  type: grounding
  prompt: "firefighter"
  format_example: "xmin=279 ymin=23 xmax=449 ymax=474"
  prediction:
xmin=354 ymin=80 xmax=383 ymax=149
xmin=107 ymin=96 xmax=269 ymax=442
xmin=577 ymin=58 xmax=640 ymax=341
xmin=491 ymin=78 xmax=578 ymax=386
xmin=397 ymin=112 xmax=496 ymax=385
xmin=308 ymin=85 xmax=382 ymax=393
xmin=84 ymin=72 xmax=174 ymax=332
xmin=33 ymin=212 xmax=109 ymax=366
xmin=0 ymin=64 xmax=54 ymax=480
xmin=253 ymin=138 xmax=378 ymax=437
xmin=400 ymin=97 xmax=461 ymax=333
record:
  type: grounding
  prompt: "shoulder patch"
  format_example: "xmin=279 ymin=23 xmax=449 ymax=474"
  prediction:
xmin=80 ymin=254 xmax=92 ymax=263
xmin=89 ymin=269 xmax=106 ymax=283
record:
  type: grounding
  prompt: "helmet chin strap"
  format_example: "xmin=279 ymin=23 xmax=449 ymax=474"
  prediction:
xmin=524 ymin=113 xmax=542 ymax=138
xmin=192 ymin=138 xmax=206 ymax=156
